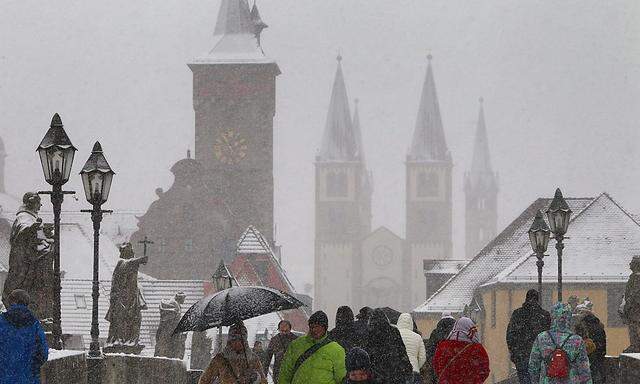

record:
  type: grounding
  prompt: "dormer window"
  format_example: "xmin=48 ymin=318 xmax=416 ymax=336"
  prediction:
xmin=74 ymin=294 xmax=87 ymax=309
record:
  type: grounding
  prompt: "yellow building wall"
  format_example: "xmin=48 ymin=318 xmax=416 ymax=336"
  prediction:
xmin=481 ymin=285 xmax=630 ymax=383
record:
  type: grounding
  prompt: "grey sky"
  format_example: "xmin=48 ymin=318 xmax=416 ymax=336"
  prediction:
xmin=1 ymin=1 xmax=639 ymax=291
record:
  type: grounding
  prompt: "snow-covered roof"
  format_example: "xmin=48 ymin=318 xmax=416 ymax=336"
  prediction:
xmin=485 ymin=193 xmax=640 ymax=285
xmin=236 ymin=226 xmax=272 ymax=254
xmin=414 ymin=196 xmax=594 ymax=314
xmin=424 ymin=259 xmax=468 ymax=275
xmin=191 ymin=0 xmax=274 ymax=64
xmin=61 ymin=279 xmax=205 ymax=354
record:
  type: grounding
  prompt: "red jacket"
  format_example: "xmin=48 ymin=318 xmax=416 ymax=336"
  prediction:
xmin=433 ymin=340 xmax=490 ymax=384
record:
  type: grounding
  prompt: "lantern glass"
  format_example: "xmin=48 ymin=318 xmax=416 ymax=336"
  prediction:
xmin=81 ymin=171 xmax=113 ymax=205
xmin=529 ymin=230 xmax=550 ymax=254
xmin=547 ymin=210 xmax=571 ymax=236
xmin=38 ymin=146 xmax=75 ymax=185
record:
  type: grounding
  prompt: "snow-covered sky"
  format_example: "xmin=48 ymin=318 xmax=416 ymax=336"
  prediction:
xmin=1 ymin=1 xmax=639 ymax=291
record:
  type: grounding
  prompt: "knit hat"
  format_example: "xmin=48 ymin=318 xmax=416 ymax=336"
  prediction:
xmin=346 ymin=347 xmax=371 ymax=372
xmin=309 ymin=310 xmax=329 ymax=329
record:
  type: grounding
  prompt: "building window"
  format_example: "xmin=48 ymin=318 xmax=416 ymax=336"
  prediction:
xmin=327 ymin=172 xmax=348 ymax=197
xmin=478 ymin=228 xmax=485 ymax=242
xmin=491 ymin=290 xmax=497 ymax=328
xmin=184 ymin=239 xmax=193 ymax=253
xmin=478 ymin=198 xmax=486 ymax=210
xmin=74 ymin=294 xmax=87 ymax=309
xmin=607 ymin=287 xmax=625 ymax=327
xmin=159 ymin=238 xmax=167 ymax=254
xmin=417 ymin=171 xmax=438 ymax=197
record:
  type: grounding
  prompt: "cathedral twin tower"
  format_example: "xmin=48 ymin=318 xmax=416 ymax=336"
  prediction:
xmin=314 ymin=55 xmax=498 ymax=318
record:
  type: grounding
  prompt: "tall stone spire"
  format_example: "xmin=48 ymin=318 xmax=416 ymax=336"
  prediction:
xmin=318 ymin=56 xmax=362 ymax=162
xmin=352 ymin=98 xmax=365 ymax=163
xmin=193 ymin=0 xmax=272 ymax=63
xmin=467 ymin=98 xmax=497 ymax=189
xmin=407 ymin=55 xmax=450 ymax=162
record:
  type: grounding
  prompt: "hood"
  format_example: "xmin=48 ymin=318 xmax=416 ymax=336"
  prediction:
xmin=397 ymin=313 xmax=414 ymax=331
xmin=335 ymin=306 xmax=355 ymax=329
xmin=551 ymin=302 xmax=572 ymax=333
xmin=368 ymin=309 xmax=391 ymax=333
xmin=3 ymin=304 xmax=38 ymax=329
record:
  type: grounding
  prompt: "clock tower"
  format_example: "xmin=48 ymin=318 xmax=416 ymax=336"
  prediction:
xmin=189 ymin=0 xmax=280 ymax=245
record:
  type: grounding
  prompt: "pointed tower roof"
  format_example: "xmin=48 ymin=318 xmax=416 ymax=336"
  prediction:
xmin=352 ymin=98 xmax=365 ymax=163
xmin=467 ymin=98 xmax=497 ymax=189
xmin=236 ymin=225 xmax=273 ymax=255
xmin=407 ymin=55 xmax=450 ymax=162
xmin=318 ymin=56 xmax=362 ymax=162
xmin=192 ymin=0 xmax=273 ymax=64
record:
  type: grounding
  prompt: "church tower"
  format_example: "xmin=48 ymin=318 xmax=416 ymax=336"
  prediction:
xmin=405 ymin=55 xmax=452 ymax=307
xmin=188 ymin=0 xmax=280 ymax=244
xmin=464 ymin=98 xmax=498 ymax=258
xmin=314 ymin=56 xmax=372 ymax=321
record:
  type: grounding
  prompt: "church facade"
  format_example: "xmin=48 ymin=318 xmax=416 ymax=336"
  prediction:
xmin=131 ymin=0 xmax=278 ymax=279
xmin=314 ymin=56 xmax=499 ymax=320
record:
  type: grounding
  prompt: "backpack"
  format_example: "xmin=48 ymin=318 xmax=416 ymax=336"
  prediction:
xmin=545 ymin=332 xmax=574 ymax=378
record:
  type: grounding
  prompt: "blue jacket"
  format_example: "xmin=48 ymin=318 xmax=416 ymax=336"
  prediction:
xmin=0 ymin=304 xmax=49 ymax=384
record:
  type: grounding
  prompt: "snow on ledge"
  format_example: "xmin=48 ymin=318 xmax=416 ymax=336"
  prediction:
xmin=48 ymin=349 xmax=85 ymax=361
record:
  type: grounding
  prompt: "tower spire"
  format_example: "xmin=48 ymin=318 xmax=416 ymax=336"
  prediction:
xmin=408 ymin=55 xmax=449 ymax=161
xmin=468 ymin=97 xmax=496 ymax=188
xmin=318 ymin=56 xmax=362 ymax=162
xmin=194 ymin=0 xmax=271 ymax=63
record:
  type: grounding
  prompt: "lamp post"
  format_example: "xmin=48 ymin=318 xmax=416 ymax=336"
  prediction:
xmin=546 ymin=188 xmax=572 ymax=302
xmin=212 ymin=259 xmax=234 ymax=353
xmin=79 ymin=142 xmax=115 ymax=360
xmin=528 ymin=210 xmax=550 ymax=307
xmin=36 ymin=113 xmax=77 ymax=349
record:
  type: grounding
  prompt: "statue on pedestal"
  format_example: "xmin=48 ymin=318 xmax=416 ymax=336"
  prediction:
xmin=154 ymin=292 xmax=187 ymax=359
xmin=104 ymin=242 xmax=148 ymax=354
xmin=1 ymin=192 xmax=54 ymax=321
xmin=621 ymin=256 xmax=640 ymax=353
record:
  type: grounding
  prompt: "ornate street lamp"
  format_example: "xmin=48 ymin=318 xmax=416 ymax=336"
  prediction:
xmin=212 ymin=259 xmax=234 ymax=353
xmin=36 ymin=113 xmax=77 ymax=349
xmin=79 ymin=142 xmax=115 ymax=361
xmin=546 ymin=188 xmax=572 ymax=302
xmin=528 ymin=210 xmax=550 ymax=307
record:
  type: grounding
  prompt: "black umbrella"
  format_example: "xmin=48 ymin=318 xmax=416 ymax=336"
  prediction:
xmin=173 ymin=286 xmax=306 ymax=334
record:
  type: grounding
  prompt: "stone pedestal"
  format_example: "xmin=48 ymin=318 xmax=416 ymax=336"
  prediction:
xmin=86 ymin=355 xmax=105 ymax=384
xmin=103 ymin=343 xmax=145 ymax=355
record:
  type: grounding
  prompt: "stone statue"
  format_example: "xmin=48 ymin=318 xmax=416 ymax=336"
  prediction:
xmin=154 ymin=292 xmax=187 ymax=359
xmin=190 ymin=331 xmax=213 ymax=370
xmin=622 ymin=256 xmax=640 ymax=353
xmin=104 ymin=242 xmax=148 ymax=354
xmin=1 ymin=192 xmax=54 ymax=320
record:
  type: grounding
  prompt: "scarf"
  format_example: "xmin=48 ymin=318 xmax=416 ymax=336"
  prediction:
xmin=447 ymin=317 xmax=480 ymax=344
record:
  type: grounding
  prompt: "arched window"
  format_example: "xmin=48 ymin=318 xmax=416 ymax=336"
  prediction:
xmin=417 ymin=171 xmax=438 ymax=197
xmin=478 ymin=198 xmax=486 ymax=210
xmin=327 ymin=171 xmax=348 ymax=197
xmin=478 ymin=227 xmax=485 ymax=242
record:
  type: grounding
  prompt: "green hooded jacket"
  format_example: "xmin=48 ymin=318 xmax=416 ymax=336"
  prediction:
xmin=278 ymin=334 xmax=346 ymax=384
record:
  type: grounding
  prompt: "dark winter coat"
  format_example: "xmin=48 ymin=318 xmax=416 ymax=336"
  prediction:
xmin=506 ymin=300 xmax=551 ymax=363
xmin=0 ymin=304 xmax=49 ymax=384
xmin=264 ymin=332 xmax=299 ymax=382
xmin=433 ymin=339 xmax=490 ymax=384
xmin=575 ymin=312 xmax=607 ymax=381
xmin=329 ymin=306 xmax=359 ymax=353
xmin=353 ymin=320 xmax=369 ymax=349
xmin=423 ymin=317 xmax=456 ymax=383
xmin=363 ymin=309 xmax=412 ymax=384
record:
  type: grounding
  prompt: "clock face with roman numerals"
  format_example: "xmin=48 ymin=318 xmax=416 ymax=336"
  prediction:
xmin=213 ymin=129 xmax=248 ymax=165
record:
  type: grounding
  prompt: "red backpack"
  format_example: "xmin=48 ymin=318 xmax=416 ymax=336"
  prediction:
xmin=545 ymin=332 xmax=573 ymax=378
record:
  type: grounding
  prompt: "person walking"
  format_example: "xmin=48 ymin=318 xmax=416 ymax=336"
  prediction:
xmin=528 ymin=302 xmax=592 ymax=384
xmin=264 ymin=320 xmax=298 ymax=383
xmin=422 ymin=313 xmax=456 ymax=384
xmin=0 ymin=289 xmax=49 ymax=384
xmin=363 ymin=309 xmax=413 ymax=384
xmin=574 ymin=307 xmax=606 ymax=383
xmin=353 ymin=307 xmax=372 ymax=348
xmin=345 ymin=347 xmax=381 ymax=384
xmin=433 ymin=317 xmax=490 ymax=384
xmin=329 ymin=306 xmax=359 ymax=352
xmin=396 ymin=313 xmax=426 ymax=383
xmin=278 ymin=311 xmax=346 ymax=384
xmin=198 ymin=321 xmax=267 ymax=384
xmin=506 ymin=289 xmax=552 ymax=384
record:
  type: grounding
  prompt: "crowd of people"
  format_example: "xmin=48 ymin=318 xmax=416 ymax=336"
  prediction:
xmin=0 ymin=286 xmax=610 ymax=384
